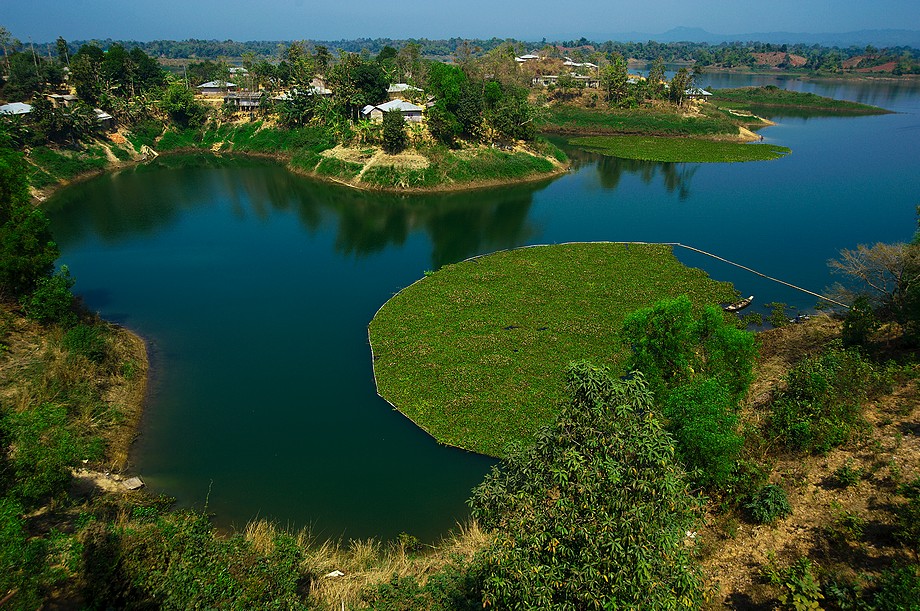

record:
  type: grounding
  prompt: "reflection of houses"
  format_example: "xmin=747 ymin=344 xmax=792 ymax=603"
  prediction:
xmin=197 ymin=80 xmax=238 ymax=96
xmin=531 ymin=74 xmax=600 ymax=88
xmin=224 ymin=92 xmax=263 ymax=111
xmin=0 ymin=102 xmax=33 ymax=116
xmin=360 ymin=99 xmax=424 ymax=122
xmin=387 ymin=83 xmax=422 ymax=100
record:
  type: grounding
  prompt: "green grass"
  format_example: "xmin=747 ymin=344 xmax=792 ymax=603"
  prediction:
xmin=27 ymin=146 xmax=109 ymax=183
xmin=368 ymin=243 xmax=738 ymax=456
xmin=356 ymin=145 xmax=561 ymax=189
xmin=541 ymin=104 xmax=742 ymax=137
xmin=712 ymin=86 xmax=891 ymax=115
xmin=570 ymin=135 xmax=790 ymax=163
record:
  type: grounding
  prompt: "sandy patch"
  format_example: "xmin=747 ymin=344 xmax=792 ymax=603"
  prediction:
xmin=321 ymin=145 xmax=376 ymax=164
xmin=370 ymin=150 xmax=430 ymax=170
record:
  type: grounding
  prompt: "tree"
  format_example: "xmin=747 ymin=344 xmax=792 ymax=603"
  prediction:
xmin=829 ymin=239 xmax=920 ymax=330
xmin=0 ymin=140 xmax=58 ymax=299
xmin=381 ymin=109 xmax=407 ymax=154
xmin=425 ymin=102 xmax=462 ymax=145
xmin=669 ymin=67 xmax=691 ymax=107
xmin=159 ymin=82 xmax=207 ymax=127
xmin=621 ymin=295 xmax=756 ymax=402
xmin=470 ymin=369 xmax=706 ymax=610
xmin=55 ymin=37 xmax=69 ymax=66
xmin=647 ymin=56 xmax=666 ymax=100
xmin=600 ymin=54 xmax=629 ymax=106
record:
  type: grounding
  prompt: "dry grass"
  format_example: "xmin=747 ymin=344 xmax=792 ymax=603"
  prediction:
xmin=0 ymin=303 xmax=149 ymax=472
xmin=700 ymin=316 xmax=920 ymax=607
xmin=242 ymin=518 xmax=490 ymax=609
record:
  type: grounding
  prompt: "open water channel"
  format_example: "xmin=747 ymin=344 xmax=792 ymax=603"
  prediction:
xmin=46 ymin=74 xmax=920 ymax=540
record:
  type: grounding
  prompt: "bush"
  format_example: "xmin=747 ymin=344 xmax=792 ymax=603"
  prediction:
xmin=873 ymin=565 xmax=920 ymax=611
xmin=832 ymin=461 xmax=863 ymax=488
xmin=2 ymin=402 xmax=84 ymax=502
xmin=63 ymin=323 xmax=108 ymax=362
xmin=0 ymin=146 xmax=59 ymax=298
xmin=23 ymin=266 xmax=76 ymax=326
xmin=362 ymin=566 xmax=482 ymax=611
xmin=382 ymin=110 xmax=408 ymax=154
xmin=769 ymin=345 xmax=888 ymax=454
xmin=842 ymin=295 xmax=880 ymax=348
xmin=895 ymin=478 xmax=920 ymax=551
xmin=764 ymin=557 xmax=824 ymax=611
xmin=621 ymin=296 xmax=756 ymax=402
xmin=663 ymin=378 xmax=743 ymax=490
xmin=470 ymin=370 xmax=705 ymax=610
xmin=746 ymin=484 xmax=792 ymax=524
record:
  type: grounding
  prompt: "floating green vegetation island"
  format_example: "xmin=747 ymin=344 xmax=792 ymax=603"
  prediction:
xmin=368 ymin=242 xmax=738 ymax=456
xmin=569 ymin=135 xmax=790 ymax=162
xmin=711 ymin=86 xmax=893 ymax=115
xmin=541 ymin=104 xmax=748 ymax=137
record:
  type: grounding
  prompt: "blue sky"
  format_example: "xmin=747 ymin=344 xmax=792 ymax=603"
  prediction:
xmin=4 ymin=0 xmax=918 ymax=42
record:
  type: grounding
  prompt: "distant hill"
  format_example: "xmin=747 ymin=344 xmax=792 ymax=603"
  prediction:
xmin=572 ymin=27 xmax=920 ymax=49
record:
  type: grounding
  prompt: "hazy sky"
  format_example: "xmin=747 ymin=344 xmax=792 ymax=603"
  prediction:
xmin=4 ymin=0 xmax=918 ymax=42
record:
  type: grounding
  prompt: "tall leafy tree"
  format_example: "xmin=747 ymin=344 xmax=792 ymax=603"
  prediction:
xmin=647 ymin=56 xmax=666 ymax=100
xmin=470 ymin=369 xmax=705 ymax=610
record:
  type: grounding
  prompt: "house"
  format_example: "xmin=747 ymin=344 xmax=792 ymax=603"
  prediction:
xmin=515 ymin=54 xmax=542 ymax=63
xmin=46 ymin=93 xmax=79 ymax=107
xmin=387 ymin=83 xmax=422 ymax=100
xmin=228 ymin=67 xmax=249 ymax=75
xmin=0 ymin=102 xmax=33 ymax=116
xmin=531 ymin=74 xmax=600 ymax=89
xmin=93 ymin=108 xmax=115 ymax=130
xmin=360 ymin=99 xmax=424 ymax=122
xmin=685 ymin=87 xmax=712 ymax=100
xmin=197 ymin=80 xmax=238 ymax=96
xmin=224 ymin=92 xmax=263 ymax=111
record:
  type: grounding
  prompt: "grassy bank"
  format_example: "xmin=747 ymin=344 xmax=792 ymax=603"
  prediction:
xmin=23 ymin=120 xmax=567 ymax=198
xmin=569 ymin=135 xmax=791 ymax=163
xmin=154 ymin=121 xmax=567 ymax=192
xmin=368 ymin=242 xmax=738 ymax=456
xmin=711 ymin=85 xmax=892 ymax=115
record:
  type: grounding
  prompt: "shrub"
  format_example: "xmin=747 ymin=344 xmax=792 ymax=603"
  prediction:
xmin=873 ymin=565 xmax=920 ymax=611
xmin=769 ymin=345 xmax=887 ymax=454
xmin=382 ymin=110 xmax=408 ymax=154
xmin=470 ymin=370 xmax=705 ymax=610
xmin=832 ymin=461 xmax=863 ymax=488
xmin=2 ymin=402 xmax=84 ymax=502
xmin=24 ymin=265 xmax=76 ymax=326
xmin=63 ymin=323 xmax=109 ymax=363
xmin=764 ymin=557 xmax=824 ymax=611
xmin=0 ymin=147 xmax=59 ymax=298
xmin=895 ymin=478 xmax=920 ymax=551
xmin=663 ymin=378 xmax=743 ymax=490
xmin=842 ymin=295 xmax=880 ymax=348
xmin=621 ymin=295 xmax=756 ymax=402
xmin=746 ymin=484 xmax=792 ymax=524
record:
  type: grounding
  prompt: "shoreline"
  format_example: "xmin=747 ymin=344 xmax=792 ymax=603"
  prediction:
xmin=31 ymin=143 xmax=570 ymax=204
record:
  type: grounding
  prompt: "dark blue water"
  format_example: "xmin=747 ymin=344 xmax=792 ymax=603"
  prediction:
xmin=45 ymin=75 xmax=920 ymax=540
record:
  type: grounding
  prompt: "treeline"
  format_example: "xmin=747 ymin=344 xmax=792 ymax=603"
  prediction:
xmin=16 ymin=35 xmax=920 ymax=73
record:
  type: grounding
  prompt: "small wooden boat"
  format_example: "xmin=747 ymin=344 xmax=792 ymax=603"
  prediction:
xmin=724 ymin=296 xmax=754 ymax=312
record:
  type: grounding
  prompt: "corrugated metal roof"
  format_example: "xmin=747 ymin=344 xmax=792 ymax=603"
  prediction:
xmin=0 ymin=102 xmax=33 ymax=115
xmin=197 ymin=80 xmax=238 ymax=88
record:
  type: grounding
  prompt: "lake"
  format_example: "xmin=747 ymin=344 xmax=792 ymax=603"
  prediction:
xmin=45 ymin=75 xmax=920 ymax=541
